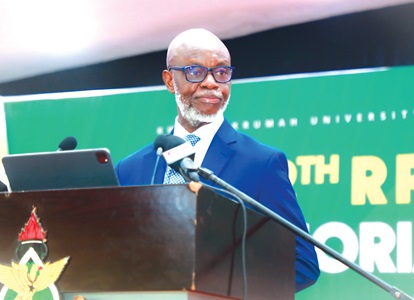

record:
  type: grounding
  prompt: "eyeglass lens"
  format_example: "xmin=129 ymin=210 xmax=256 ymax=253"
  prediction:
xmin=185 ymin=66 xmax=233 ymax=83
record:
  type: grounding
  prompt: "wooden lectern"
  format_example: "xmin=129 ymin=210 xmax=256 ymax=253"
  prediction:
xmin=0 ymin=185 xmax=295 ymax=299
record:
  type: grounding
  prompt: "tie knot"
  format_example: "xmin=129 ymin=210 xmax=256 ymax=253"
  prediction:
xmin=184 ymin=134 xmax=200 ymax=146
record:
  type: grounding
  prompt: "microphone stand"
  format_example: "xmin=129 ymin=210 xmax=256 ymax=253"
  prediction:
xmin=196 ymin=166 xmax=414 ymax=300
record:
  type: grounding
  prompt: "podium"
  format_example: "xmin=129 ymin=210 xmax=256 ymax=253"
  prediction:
xmin=0 ymin=185 xmax=295 ymax=299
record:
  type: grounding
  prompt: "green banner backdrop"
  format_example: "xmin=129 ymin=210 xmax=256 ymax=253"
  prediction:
xmin=3 ymin=65 xmax=414 ymax=299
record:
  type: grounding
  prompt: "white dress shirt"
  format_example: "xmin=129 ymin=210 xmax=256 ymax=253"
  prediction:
xmin=171 ymin=114 xmax=224 ymax=168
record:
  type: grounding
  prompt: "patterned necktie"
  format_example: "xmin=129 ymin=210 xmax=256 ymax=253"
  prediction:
xmin=163 ymin=134 xmax=200 ymax=184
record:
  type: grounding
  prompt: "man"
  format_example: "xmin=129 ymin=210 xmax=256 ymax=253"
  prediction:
xmin=116 ymin=28 xmax=320 ymax=291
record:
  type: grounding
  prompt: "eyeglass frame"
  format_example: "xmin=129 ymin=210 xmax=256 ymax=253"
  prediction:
xmin=168 ymin=65 xmax=235 ymax=83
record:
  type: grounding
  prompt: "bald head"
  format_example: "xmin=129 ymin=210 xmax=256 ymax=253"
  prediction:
xmin=166 ymin=28 xmax=230 ymax=67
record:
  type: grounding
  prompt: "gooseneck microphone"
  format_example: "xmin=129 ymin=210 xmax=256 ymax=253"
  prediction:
xmin=154 ymin=134 xmax=183 ymax=151
xmin=153 ymin=134 xmax=199 ymax=182
xmin=58 ymin=136 xmax=77 ymax=151
xmin=150 ymin=146 xmax=163 ymax=185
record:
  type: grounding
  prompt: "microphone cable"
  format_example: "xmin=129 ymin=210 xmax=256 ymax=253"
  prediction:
xmin=201 ymin=182 xmax=248 ymax=300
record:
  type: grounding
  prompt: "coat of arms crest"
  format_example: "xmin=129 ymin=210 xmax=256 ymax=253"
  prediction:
xmin=0 ymin=208 xmax=69 ymax=300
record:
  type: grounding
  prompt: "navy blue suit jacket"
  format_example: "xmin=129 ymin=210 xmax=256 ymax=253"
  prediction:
xmin=116 ymin=119 xmax=320 ymax=291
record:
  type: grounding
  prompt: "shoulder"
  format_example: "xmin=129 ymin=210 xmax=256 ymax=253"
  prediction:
xmin=116 ymin=144 xmax=155 ymax=173
xmin=238 ymin=132 xmax=289 ymax=171
xmin=220 ymin=120 xmax=286 ymax=159
xmin=115 ymin=143 xmax=159 ymax=186
xmin=238 ymin=131 xmax=281 ymax=152
xmin=213 ymin=120 xmax=289 ymax=175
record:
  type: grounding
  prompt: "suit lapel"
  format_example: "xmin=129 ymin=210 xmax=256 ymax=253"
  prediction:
xmin=158 ymin=120 xmax=236 ymax=184
xmin=154 ymin=157 xmax=167 ymax=184
xmin=202 ymin=119 xmax=237 ymax=179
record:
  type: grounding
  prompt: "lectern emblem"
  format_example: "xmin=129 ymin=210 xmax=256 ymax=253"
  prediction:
xmin=0 ymin=208 xmax=69 ymax=300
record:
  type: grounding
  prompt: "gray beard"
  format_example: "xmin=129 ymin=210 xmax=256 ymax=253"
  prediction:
xmin=173 ymin=81 xmax=229 ymax=127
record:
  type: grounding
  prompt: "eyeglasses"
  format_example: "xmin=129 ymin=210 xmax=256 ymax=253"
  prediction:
xmin=168 ymin=65 xmax=235 ymax=83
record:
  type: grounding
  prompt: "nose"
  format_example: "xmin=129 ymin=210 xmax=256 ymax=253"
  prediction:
xmin=200 ymin=71 xmax=219 ymax=89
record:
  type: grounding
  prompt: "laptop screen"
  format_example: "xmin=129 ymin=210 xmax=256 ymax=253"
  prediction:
xmin=2 ymin=148 xmax=120 ymax=192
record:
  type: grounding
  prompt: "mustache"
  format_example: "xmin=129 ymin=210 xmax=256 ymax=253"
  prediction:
xmin=193 ymin=92 xmax=223 ymax=99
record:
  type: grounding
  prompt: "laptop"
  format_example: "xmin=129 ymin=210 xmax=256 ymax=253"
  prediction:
xmin=2 ymin=148 xmax=120 ymax=192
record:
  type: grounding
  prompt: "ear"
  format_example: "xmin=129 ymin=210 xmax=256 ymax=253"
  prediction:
xmin=162 ymin=70 xmax=175 ymax=94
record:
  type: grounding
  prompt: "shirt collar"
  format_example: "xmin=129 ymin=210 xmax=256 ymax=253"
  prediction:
xmin=173 ymin=114 xmax=224 ymax=142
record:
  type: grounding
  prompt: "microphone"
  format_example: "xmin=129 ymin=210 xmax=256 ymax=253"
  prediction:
xmin=150 ymin=145 xmax=163 ymax=185
xmin=154 ymin=134 xmax=200 ymax=182
xmin=58 ymin=136 xmax=77 ymax=151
